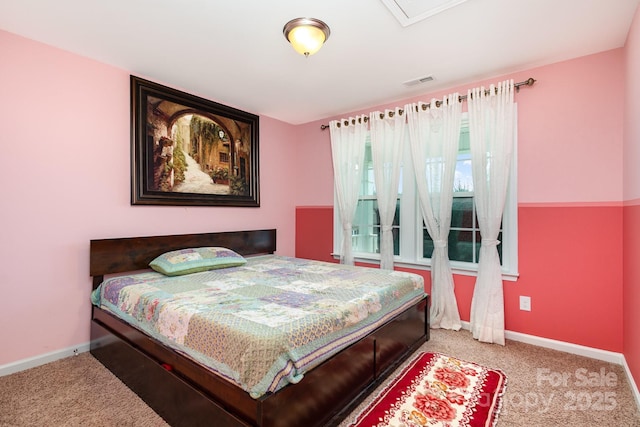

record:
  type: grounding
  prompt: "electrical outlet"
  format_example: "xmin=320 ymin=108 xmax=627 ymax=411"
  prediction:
xmin=519 ymin=296 xmax=531 ymax=311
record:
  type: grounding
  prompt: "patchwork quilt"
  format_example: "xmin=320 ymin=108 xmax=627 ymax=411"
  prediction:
xmin=91 ymin=255 xmax=425 ymax=398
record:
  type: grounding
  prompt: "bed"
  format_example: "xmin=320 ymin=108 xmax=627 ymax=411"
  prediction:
xmin=89 ymin=229 xmax=429 ymax=427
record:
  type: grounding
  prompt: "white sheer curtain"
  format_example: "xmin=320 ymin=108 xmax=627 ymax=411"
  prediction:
xmin=369 ymin=108 xmax=405 ymax=270
xmin=406 ymin=95 xmax=463 ymax=330
xmin=467 ymin=80 xmax=515 ymax=345
xmin=329 ymin=116 xmax=368 ymax=265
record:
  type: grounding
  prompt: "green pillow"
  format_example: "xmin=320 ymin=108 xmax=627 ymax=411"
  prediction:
xmin=149 ymin=247 xmax=247 ymax=276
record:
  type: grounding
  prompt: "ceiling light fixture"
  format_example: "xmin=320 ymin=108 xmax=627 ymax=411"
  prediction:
xmin=283 ymin=17 xmax=330 ymax=57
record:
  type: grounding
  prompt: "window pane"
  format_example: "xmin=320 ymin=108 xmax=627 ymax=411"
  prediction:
xmin=452 ymin=230 xmax=475 ymax=263
xmin=426 ymin=229 xmax=504 ymax=264
xmin=374 ymin=201 xmax=401 ymax=256
xmin=459 ymin=123 xmax=470 ymax=152
xmin=469 ymin=231 xmax=503 ymax=264
xmin=425 ymin=227 xmax=480 ymax=263
xmin=353 ymin=199 xmax=400 ymax=255
xmin=390 ymin=200 xmax=401 ymax=255
xmin=423 ymin=230 xmax=434 ymax=258
xmin=455 ymin=124 xmax=472 ymax=192
xmin=424 ymin=229 xmax=475 ymax=261
xmin=451 ymin=196 xmax=474 ymax=228
xmin=362 ymin=143 xmax=375 ymax=196
xmin=354 ymin=199 xmax=378 ymax=232
xmin=454 ymin=154 xmax=473 ymax=193
xmin=447 ymin=229 xmax=465 ymax=262
xmin=352 ymin=225 xmax=379 ymax=253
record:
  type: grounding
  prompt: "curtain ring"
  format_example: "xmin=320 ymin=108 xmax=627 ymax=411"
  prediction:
xmin=389 ymin=111 xmax=395 ymax=118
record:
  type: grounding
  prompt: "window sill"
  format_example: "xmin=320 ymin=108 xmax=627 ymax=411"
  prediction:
xmin=331 ymin=254 xmax=519 ymax=282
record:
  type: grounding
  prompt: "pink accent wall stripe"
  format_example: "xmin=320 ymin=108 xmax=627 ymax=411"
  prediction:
xmin=295 ymin=204 xmax=624 ymax=352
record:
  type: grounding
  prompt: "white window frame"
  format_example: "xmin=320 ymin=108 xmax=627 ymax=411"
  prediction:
xmin=333 ymin=109 xmax=519 ymax=281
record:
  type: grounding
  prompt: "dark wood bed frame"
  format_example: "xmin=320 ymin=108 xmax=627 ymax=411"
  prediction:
xmin=89 ymin=229 xmax=429 ymax=427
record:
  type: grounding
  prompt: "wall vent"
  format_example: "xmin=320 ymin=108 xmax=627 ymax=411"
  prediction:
xmin=403 ymin=75 xmax=435 ymax=87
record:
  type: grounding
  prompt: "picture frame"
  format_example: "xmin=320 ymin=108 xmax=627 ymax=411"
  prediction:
xmin=130 ymin=75 xmax=260 ymax=207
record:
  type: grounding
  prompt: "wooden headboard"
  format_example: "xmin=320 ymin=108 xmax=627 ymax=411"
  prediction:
xmin=90 ymin=229 xmax=276 ymax=286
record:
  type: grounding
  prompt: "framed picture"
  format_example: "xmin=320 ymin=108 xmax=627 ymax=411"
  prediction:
xmin=130 ymin=75 xmax=260 ymax=207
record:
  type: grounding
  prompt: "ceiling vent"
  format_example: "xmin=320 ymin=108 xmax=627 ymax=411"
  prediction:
xmin=403 ymin=74 xmax=435 ymax=87
xmin=380 ymin=0 xmax=469 ymax=27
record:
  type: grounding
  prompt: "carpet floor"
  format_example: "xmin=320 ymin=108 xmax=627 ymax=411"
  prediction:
xmin=1 ymin=328 xmax=639 ymax=426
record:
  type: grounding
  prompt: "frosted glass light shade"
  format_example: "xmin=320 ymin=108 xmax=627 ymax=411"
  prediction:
xmin=283 ymin=18 xmax=330 ymax=57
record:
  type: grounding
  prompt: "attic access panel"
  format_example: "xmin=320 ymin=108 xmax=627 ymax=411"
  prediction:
xmin=380 ymin=0 xmax=469 ymax=27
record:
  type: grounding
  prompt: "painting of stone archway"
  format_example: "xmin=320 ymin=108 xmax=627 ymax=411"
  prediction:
xmin=131 ymin=76 xmax=259 ymax=207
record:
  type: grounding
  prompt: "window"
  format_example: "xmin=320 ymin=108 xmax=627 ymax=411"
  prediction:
xmin=334 ymin=112 xmax=518 ymax=280
xmin=350 ymin=143 xmax=401 ymax=256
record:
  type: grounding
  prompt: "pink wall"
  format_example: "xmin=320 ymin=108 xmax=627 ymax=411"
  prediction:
xmin=296 ymin=49 xmax=624 ymax=205
xmin=1 ymin=17 xmax=637 ymax=397
xmin=0 ymin=30 xmax=299 ymax=366
xmin=295 ymin=49 xmax=626 ymax=352
xmin=623 ymin=3 xmax=640 ymax=398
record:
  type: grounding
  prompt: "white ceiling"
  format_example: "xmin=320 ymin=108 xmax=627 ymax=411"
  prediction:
xmin=1 ymin=0 xmax=638 ymax=125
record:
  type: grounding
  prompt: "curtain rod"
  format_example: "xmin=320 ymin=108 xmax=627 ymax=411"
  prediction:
xmin=319 ymin=77 xmax=536 ymax=130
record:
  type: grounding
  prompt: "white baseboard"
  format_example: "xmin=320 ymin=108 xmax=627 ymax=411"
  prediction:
xmin=623 ymin=356 xmax=640 ymax=410
xmin=459 ymin=321 xmax=623 ymax=363
xmin=459 ymin=321 xmax=640 ymax=409
xmin=0 ymin=342 xmax=90 ymax=377
xmin=3 ymin=328 xmax=640 ymax=410
xmin=504 ymin=329 xmax=625 ymax=364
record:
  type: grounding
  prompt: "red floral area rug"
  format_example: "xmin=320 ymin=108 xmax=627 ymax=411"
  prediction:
xmin=349 ymin=352 xmax=507 ymax=427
